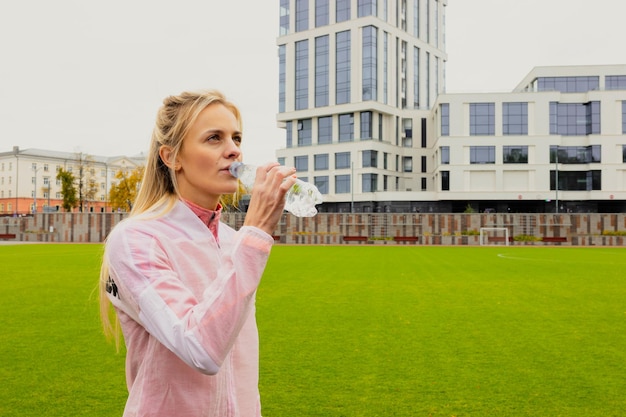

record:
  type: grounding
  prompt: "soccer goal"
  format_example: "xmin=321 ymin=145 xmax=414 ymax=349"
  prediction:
xmin=479 ymin=227 xmax=510 ymax=246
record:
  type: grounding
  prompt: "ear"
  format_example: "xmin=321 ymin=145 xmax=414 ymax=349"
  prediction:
xmin=159 ymin=145 xmax=180 ymax=171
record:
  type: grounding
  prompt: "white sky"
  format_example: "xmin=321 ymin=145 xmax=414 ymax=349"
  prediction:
xmin=1 ymin=0 xmax=625 ymax=165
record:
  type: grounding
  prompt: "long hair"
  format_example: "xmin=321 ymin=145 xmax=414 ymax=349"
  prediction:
xmin=99 ymin=90 xmax=243 ymax=347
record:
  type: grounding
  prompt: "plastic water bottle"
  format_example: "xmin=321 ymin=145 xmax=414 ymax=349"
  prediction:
xmin=229 ymin=162 xmax=323 ymax=217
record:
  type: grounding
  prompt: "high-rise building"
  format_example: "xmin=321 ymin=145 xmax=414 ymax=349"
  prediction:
xmin=276 ymin=0 xmax=447 ymax=213
xmin=276 ymin=1 xmax=626 ymax=214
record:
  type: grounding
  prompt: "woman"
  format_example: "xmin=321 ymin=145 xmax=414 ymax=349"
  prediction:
xmin=99 ymin=90 xmax=296 ymax=416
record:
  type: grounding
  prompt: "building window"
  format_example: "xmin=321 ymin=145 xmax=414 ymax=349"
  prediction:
xmin=358 ymin=0 xmax=377 ymax=17
xmin=336 ymin=0 xmax=351 ymax=22
xmin=550 ymin=102 xmax=601 ymax=135
xmin=314 ymin=176 xmax=329 ymax=194
xmin=318 ymin=116 xmax=332 ymax=144
xmin=403 ymin=156 xmax=413 ymax=172
xmin=315 ymin=35 xmax=329 ymax=107
xmin=285 ymin=121 xmax=293 ymax=148
xmin=280 ymin=0 xmax=290 ymax=35
xmin=622 ymin=101 xmax=626 ymax=134
xmin=470 ymin=146 xmax=496 ymax=164
xmin=335 ymin=174 xmax=351 ymax=193
xmin=315 ymin=0 xmax=329 ymax=27
xmin=362 ymin=26 xmax=377 ymax=101
xmin=623 ymin=145 xmax=626 ymax=163
xmin=503 ymin=102 xmax=528 ymax=135
xmin=413 ymin=46 xmax=420 ymax=108
xmin=294 ymin=156 xmax=308 ymax=171
xmin=470 ymin=103 xmax=495 ymax=136
xmin=360 ymin=111 xmax=373 ymax=139
xmin=551 ymin=170 xmax=601 ymax=191
xmin=295 ymin=0 xmax=309 ymax=32
xmin=336 ymin=30 xmax=351 ymax=104
xmin=295 ymin=40 xmax=309 ymax=110
xmin=338 ymin=113 xmax=354 ymax=142
xmin=335 ymin=152 xmax=351 ymax=169
xmin=362 ymin=150 xmax=378 ymax=168
xmin=314 ymin=154 xmax=329 ymax=170
xmin=297 ymin=119 xmax=312 ymax=146
xmin=607 ymin=75 xmax=626 ymax=90
xmin=550 ymin=145 xmax=601 ymax=164
xmin=421 ymin=177 xmax=427 ymax=191
xmin=279 ymin=45 xmax=286 ymax=112
xmin=441 ymin=171 xmax=450 ymax=191
xmin=537 ymin=76 xmax=599 ymax=93
xmin=503 ymin=146 xmax=528 ymax=164
xmin=439 ymin=146 xmax=450 ymax=165
xmin=440 ymin=103 xmax=449 ymax=136
xmin=362 ymin=173 xmax=377 ymax=192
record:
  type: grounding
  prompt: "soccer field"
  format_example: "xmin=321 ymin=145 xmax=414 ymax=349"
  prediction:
xmin=1 ymin=244 xmax=625 ymax=416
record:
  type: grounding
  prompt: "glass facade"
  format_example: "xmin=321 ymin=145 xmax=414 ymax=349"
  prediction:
xmin=294 ymin=155 xmax=309 ymax=171
xmin=470 ymin=103 xmax=495 ymax=136
xmin=606 ymin=75 xmax=626 ymax=90
xmin=623 ymin=101 xmax=626 ymax=134
xmin=335 ymin=152 xmax=351 ymax=169
xmin=551 ymin=171 xmax=601 ymax=191
xmin=297 ymin=119 xmax=312 ymax=146
xmin=314 ymin=154 xmax=329 ymax=170
xmin=362 ymin=26 xmax=377 ymax=101
xmin=315 ymin=0 xmax=329 ymax=27
xmin=318 ymin=116 xmax=332 ymax=144
xmin=440 ymin=103 xmax=449 ymax=136
xmin=360 ymin=111 xmax=373 ymax=139
xmin=362 ymin=173 xmax=378 ymax=192
xmin=336 ymin=31 xmax=351 ymax=104
xmin=336 ymin=0 xmax=351 ymax=22
xmin=295 ymin=0 xmax=309 ymax=32
xmin=440 ymin=146 xmax=449 ymax=164
xmin=295 ymin=40 xmax=309 ymax=110
xmin=538 ymin=76 xmax=599 ymax=93
xmin=413 ymin=47 xmax=420 ymax=108
xmin=503 ymin=102 xmax=528 ymax=135
xmin=314 ymin=176 xmax=329 ymax=194
xmin=338 ymin=113 xmax=354 ymax=142
xmin=315 ymin=35 xmax=330 ymax=107
xmin=503 ymin=146 xmax=528 ymax=163
xmin=279 ymin=0 xmax=289 ymax=35
xmin=550 ymin=145 xmax=601 ymax=164
xmin=550 ymin=102 xmax=600 ymax=135
xmin=335 ymin=174 xmax=351 ymax=193
xmin=470 ymin=146 xmax=495 ymax=164
xmin=358 ymin=0 xmax=377 ymax=17
xmin=441 ymin=170 xmax=449 ymax=191
xmin=362 ymin=150 xmax=378 ymax=167
xmin=278 ymin=45 xmax=286 ymax=112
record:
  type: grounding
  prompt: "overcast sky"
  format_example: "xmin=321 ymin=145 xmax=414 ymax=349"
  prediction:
xmin=2 ymin=0 xmax=625 ymax=165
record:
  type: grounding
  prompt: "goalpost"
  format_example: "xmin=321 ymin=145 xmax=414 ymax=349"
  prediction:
xmin=479 ymin=227 xmax=510 ymax=246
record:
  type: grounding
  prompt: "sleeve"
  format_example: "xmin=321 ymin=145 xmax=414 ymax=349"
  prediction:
xmin=105 ymin=223 xmax=273 ymax=375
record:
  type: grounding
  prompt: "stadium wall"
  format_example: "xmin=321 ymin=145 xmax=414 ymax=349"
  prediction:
xmin=1 ymin=212 xmax=625 ymax=246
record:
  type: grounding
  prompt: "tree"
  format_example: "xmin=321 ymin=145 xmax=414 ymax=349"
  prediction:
xmin=108 ymin=166 xmax=144 ymax=211
xmin=73 ymin=152 xmax=98 ymax=212
xmin=56 ymin=168 xmax=78 ymax=212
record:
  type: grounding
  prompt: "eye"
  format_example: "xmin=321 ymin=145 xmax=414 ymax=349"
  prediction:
xmin=233 ymin=135 xmax=243 ymax=145
xmin=206 ymin=134 xmax=221 ymax=143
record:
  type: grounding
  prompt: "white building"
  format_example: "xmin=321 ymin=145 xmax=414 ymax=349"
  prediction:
xmin=274 ymin=0 xmax=625 ymax=213
xmin=0 ymin=146 xmax=144 ymax=215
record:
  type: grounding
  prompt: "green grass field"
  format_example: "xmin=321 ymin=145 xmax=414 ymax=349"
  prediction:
xmin=1 ymin=244 xmax=625 ymax=416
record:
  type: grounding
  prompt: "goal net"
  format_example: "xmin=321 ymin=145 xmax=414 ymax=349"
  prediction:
xmin=479 ymin=227 xmax=510 ymax=246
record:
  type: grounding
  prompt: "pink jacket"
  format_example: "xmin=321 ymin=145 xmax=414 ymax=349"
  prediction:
xmin=105 ymin=200 xmax=273 ymax=416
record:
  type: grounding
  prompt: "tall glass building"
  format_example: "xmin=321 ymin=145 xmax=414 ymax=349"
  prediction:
xmin=276 ymin=0 xmax=447 ymax=213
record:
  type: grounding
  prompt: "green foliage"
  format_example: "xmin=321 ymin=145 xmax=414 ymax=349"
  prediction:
xmin=461 ymin=229 xmax=480 ymax=236
xmin=2 ymin=245 xmax=626 ymax=416
xmin=55 ymin=168 xmax=77 ymax=211
xmin=601 ymin=230 xmax=626 ymax=236
xmin=463 ymin=203 xmax=476 ymax=213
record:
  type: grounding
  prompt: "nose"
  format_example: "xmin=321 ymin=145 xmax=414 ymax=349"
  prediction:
xmin=225 ymin=137 xmax=242 ymax=159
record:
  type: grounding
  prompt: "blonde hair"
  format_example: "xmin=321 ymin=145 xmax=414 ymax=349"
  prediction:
xmin=99 ymin=90 xmax=243 ymax=347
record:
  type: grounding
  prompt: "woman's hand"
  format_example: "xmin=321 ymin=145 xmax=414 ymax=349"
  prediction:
xmin=242 ymin=162 xmax=297 ymax=235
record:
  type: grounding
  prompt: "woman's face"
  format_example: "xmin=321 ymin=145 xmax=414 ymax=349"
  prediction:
xmin=171 ymin=103 xmax=242 ymax=209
